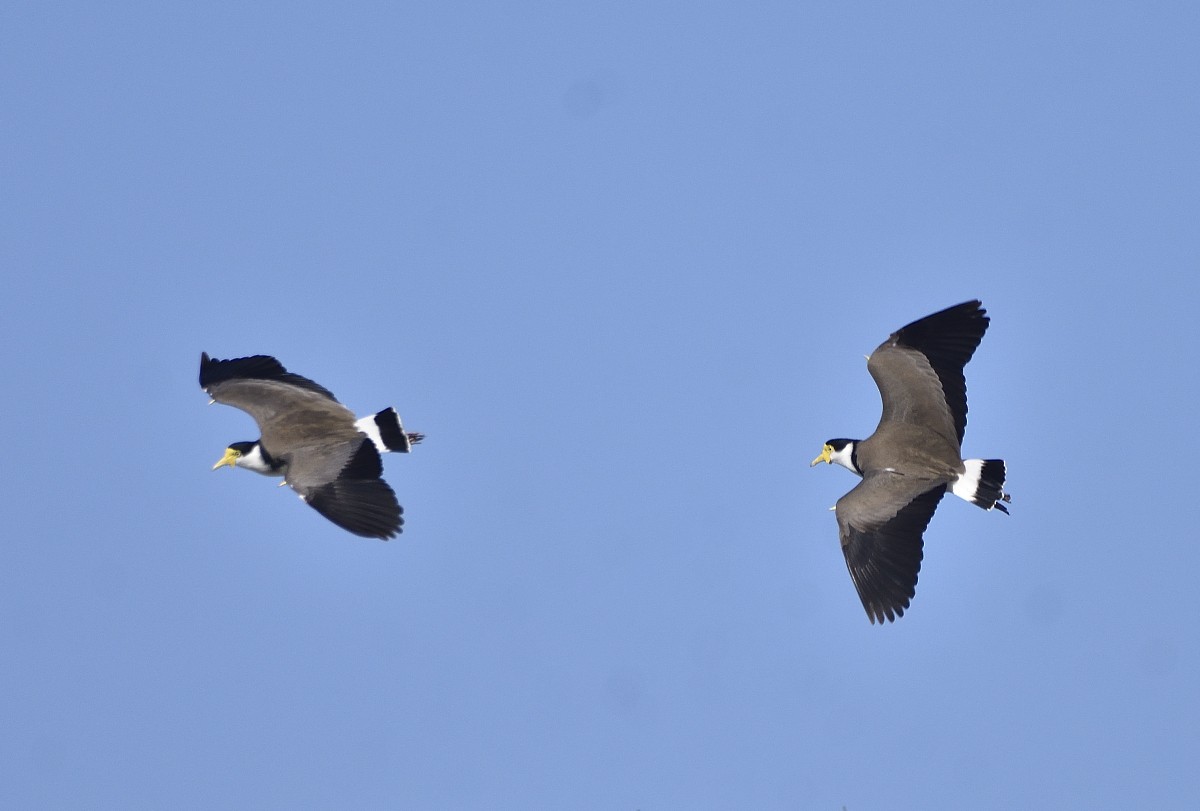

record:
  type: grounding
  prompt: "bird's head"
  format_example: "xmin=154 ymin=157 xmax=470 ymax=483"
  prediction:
xmin=811 ymin=438 xmax=860 ymax=473
xmin=212 ymin=441 xmax=281 ymax=475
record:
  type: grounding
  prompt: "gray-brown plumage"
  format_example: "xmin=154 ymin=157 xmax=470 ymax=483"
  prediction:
xmin=811 ymin=300 xmax=1009 ymax=623
xmin=200 ymin=353 xmax=420 ymax=539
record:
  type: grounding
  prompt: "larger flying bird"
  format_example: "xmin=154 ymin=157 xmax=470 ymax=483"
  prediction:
xmin=810 ymin=300 xmax=1009 ymax=623
xmin=200 ymin=353 xmax=422 ymax=539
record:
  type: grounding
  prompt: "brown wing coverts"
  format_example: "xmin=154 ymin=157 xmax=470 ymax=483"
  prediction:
xmin=886 ymin=300 xmax=988 ymax=444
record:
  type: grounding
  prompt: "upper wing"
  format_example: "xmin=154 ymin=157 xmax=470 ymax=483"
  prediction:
xmin=200 ymin=353 xmax=358 ymax=448
xmin=835 ymin=473 xmax=947 ymax=624
xmin=867 ymin=300 xmax=988 ymax=445
xmin=289 ymin=440 xmax=404 ymax=539
xmin=200 ymin=353 xmax=340 ymax=400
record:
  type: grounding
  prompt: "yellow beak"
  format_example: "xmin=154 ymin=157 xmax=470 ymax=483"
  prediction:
xmin=212 ymin=448 xmax=240 ymax=470
xmin=810 ymin=446 xmax=832 ymax=467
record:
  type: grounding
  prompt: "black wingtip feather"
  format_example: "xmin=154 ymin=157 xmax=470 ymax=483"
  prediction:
xmin=306 ymin=479 xmax=404 ymax=539
xmin=888 ymin=301 xmax=991 ymax=444
xmin=891 ymin=300 xmax=989 ymax=367
xmin=199 ymin=353 xmax=339 ymax=401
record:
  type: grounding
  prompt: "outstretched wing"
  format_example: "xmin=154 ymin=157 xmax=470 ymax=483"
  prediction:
xmin=199 ymin=353 xmax=358 ymax=450
xmin=200 ymin=353 xmax=340 ymax=400
xmin=290 ymin=440 xmax=403 ymax=539
xmin=867 ymin=300 xmax=988 ymax=446
xmin=835 ymin=475 xmax=946 ymax=624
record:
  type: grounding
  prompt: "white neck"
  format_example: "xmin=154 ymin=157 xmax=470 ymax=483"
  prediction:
xmin=828 ymin=442 xmax=860 ymax=475
xmin=237 ymin=444 xmax=283 ymax=477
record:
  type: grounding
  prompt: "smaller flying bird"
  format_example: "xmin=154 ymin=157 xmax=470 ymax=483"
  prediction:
xmin=200 ymin=353 xmax=423 ymax=539
xmin=810 ymin=300 xmax=1009 ymax=623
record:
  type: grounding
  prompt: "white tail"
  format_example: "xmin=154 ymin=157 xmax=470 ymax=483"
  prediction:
xmin=951 ymin=459 xmax=1010 ymax=513
xmin=355 ymin=408 xmax=424 ymax=454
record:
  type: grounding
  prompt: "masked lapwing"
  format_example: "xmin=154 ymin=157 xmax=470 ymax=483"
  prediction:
xmin=810 ymin=300 xmax=1009 ymax=623
xmin=200 ymin=353 xmax=423 ymax=539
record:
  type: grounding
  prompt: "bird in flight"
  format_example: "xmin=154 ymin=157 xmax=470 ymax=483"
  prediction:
xmin=200 ymin=353 xmax=422 ymax=539
xmin=811 ymin=300 xmax=1009 ymax=623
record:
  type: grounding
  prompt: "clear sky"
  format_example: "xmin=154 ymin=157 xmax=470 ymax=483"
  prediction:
xmin=3 ymin=2 xmax=1198 ymax=808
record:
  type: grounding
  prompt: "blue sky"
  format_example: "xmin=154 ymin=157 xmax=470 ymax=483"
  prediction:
xmin=3 ymin=2 xmax=1198 ymax=808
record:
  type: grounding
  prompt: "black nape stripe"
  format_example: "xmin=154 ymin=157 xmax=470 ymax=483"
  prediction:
xmin=257 ymin=443 xmax=283 ymax=473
